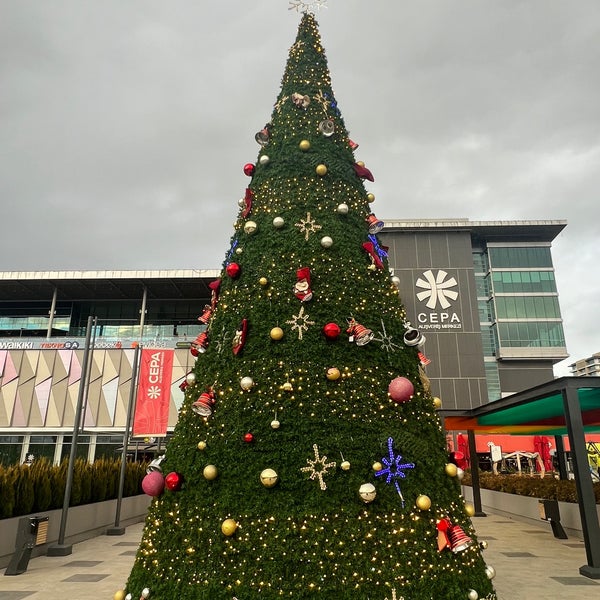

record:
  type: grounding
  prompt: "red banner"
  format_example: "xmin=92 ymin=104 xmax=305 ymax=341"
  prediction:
xmin=133 ymin=348 xmax=174 ymax=437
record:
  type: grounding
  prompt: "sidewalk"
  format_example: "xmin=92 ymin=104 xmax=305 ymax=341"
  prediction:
xmin=0 ymin=512 xmax=598 ymax=599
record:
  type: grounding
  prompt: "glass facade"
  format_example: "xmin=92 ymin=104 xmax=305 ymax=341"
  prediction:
xmin=487 ymin=246 xmax=553 ymax=268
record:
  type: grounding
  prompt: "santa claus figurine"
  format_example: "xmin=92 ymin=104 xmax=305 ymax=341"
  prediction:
xmin=294 ymin=267 xmax=313 ymax=302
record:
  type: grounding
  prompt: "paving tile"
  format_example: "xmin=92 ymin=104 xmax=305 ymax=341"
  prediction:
xmin=112 ymin=541 xmax=139 ymax=547
xmin=119 ymin=551 xmax=137 ymax=556
xmin=61 ymin=573 xmax=109 ymax=582
xmin=64 ymin=560 xmax=102 ymax=567
xmin=500 ymin=552 xmax=536 ymax=557
xmin=551 ymin=576 xmax=600 ymax=586
xmin=0 ymin=593 xmax=37 ymax=600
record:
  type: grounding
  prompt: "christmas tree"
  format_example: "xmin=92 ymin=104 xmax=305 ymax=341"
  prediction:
xmin=120 ymin=9 xmax=497 ymax=600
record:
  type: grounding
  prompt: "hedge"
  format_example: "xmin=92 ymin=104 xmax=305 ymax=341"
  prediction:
xmin=0 ymin=457 xmax=147 ymax=519
xmin=462 ymin=471 xmax=600 ymax=503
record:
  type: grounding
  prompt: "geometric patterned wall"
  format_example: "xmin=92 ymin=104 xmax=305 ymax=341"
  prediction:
xmin=0 ymin=349 xmax=195 ymax=431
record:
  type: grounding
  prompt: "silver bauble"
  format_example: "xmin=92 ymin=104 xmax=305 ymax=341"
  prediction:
xmin=273 ymin=216 xmax=285 ymax=228
xmin=320 ymin=236 xmax=333 ymax=248
xmin=337 ymin=203 xmax=349 ymax=215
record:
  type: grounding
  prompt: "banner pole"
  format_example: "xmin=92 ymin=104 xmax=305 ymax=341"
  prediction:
xmin=108 ymin=343 xmax=141 ymax=535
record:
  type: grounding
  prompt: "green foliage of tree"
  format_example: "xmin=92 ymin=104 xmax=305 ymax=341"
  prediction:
xmin=14 ymin=466 xmax=35 ymax=516
xmin=0 ymin=466 xmax=17 ymax=518
xmin=124 ymin=13 xmax=496 ymax=600
xmin=31 ymin=458 xmax=53 ymax=512
xmin=0 ymin=458 xmax=147 ymax=519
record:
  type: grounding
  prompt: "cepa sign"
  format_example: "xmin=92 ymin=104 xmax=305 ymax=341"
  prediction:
xmin=415 ymin=269 xmax=462 ymax=330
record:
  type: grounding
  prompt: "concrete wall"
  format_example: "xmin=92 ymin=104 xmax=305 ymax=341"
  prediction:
xmin=0 ymin=494 xmax=151 ymax=569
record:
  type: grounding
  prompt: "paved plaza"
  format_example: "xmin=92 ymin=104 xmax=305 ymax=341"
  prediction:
xmin=0 ymin=512 xmax=598 ymax=599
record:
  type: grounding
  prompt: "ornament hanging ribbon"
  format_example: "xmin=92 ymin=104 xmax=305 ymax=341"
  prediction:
xmin=362 ymin=236 xmax=388 ymax=270
xmin=226 ymin=239 xmax=239 ymax=263
xmin=242 ymin=188 xmax=254 ymax=218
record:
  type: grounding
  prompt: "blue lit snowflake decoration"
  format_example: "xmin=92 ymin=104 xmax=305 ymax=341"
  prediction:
xmin=375 ymin=437 xmax=415 ymax=507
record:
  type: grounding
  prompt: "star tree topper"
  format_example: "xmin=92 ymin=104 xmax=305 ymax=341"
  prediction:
xmin=301 ymin=444 xmax=336 ymax=490
xmin=289 ymin=0 xmax=328 ymax=13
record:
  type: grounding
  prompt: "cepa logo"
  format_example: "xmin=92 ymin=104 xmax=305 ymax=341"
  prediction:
xmin=416 ymin=270 xmax=458 ymax=309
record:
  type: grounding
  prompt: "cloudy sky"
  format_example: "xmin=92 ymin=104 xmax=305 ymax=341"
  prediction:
xmin=2 ymin=0 xmax=598 ymax=374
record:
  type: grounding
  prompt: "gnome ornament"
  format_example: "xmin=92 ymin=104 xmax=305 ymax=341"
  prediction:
xmin=294 ymin=267 xmax=313 ymax=302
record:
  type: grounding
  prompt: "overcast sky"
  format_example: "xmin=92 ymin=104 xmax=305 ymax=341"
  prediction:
xmin=2 ymin=1 xmax=598 ymax=374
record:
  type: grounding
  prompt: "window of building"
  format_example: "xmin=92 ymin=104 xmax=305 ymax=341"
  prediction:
xmin=497 ymin=321 xmax=566 ymax=347
xmin=60 ymin=435 xmax=90 ymax=463
xmin=484 ymin=361 xmax=501 ymax=402
xmin=494 ymin=296 xmax=562 ymax=320
xmin=0 ymin=435 xmax=24 ymax=466
xmin=488 ymin=246 xmax=553 ymax=268
xmin=491 ymin=271 xmax=557 ymax=293
xmin=95 ymin=435 xmax=126 ymax=460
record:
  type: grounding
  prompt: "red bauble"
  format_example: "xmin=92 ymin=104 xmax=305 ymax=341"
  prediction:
xmin=388 ymin=376 xmax=414 ymax=403
xmin=141 ymin=471 xmax=165 ymax=497
xmin=164 ymin=471 xmax=184 ymax=491
xmin=323 ymin=322 xmax=341 ymax=340
xmin=226 ymin=262 xmax=241 ymax=279
xmin=243 ymin=163 xmax=256 ymax=177
xmin=244 ymin=433 xmax=254 ymax=443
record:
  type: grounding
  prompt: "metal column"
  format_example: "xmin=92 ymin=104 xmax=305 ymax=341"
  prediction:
xmin=563 ymin=385 xmax=600 ymax=578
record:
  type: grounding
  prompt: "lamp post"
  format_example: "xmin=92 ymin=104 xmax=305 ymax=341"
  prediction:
xmin=107 ymin=343 xmax=141 ymax=535
xmin=47 ymin=315 xmax=94 ymax=556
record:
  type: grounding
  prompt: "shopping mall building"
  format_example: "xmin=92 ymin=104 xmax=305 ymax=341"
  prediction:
xmin=0 ymin=219 xmax=570 ymax=465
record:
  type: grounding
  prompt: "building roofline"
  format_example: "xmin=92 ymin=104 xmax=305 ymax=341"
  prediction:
xmin=0 ymin=269 xmax=221 ymax=281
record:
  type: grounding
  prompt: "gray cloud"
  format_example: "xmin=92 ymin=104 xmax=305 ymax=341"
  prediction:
xmin=1 ymin=0 xmax=598 ymax=372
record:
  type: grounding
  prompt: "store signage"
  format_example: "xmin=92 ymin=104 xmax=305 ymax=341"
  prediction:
xmin=415 ymin=269 xmax=462 ymax=330
xmin=133 ymin=348 xmax=174 ymax=437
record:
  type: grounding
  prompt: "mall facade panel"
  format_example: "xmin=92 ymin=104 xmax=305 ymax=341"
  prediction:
xmin=0 ymin=221 xmax=569 ymax=463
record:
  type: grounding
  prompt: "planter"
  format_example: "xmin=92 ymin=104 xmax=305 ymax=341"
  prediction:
xmin=0 ymin=494 xmax=151 ymax=569
xmin=461 ymin=485 xmax=600 ymax=539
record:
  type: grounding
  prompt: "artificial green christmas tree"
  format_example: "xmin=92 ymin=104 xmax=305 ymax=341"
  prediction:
xmin=122 ymin=11 xmax=497 ymax=600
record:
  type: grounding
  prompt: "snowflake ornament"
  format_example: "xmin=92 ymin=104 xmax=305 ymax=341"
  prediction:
xmin=372 ymin=320 xmax=402 ymax=354
xmin=294 ymin=212 xmax=322 ymax=240
xmin=374 ymin=437 xmax=415 ymax=507
xmin=286 ymin=306 xmax=315 ymax=340
xmin=301 ymin=444 xmax=336 ymax=490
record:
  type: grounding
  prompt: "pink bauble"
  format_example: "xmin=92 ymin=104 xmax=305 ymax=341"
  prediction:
xmin=142 ymin=471 xmax=165 ymax=497
xmin=388 ymin=376 xmax=414 ymax=403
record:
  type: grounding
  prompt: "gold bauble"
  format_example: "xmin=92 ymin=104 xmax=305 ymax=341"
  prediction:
xmin=114 ymin=591 xmax=126 ymax=600
xmin=358 ymin=483 xmax=377 ymax=503
xmin=270 ymin=327 xmax=284 ymax=341
xmin=372 ymin=462 xmax=383 ymax=472
xmin=270 ymin=419 xmax=280 ymax=430
xmin=366 ymin=192 xmax=375 ymax=203
xmin=240 ymin=376 xmax=254 ymax=390
xmin=415 ymin=494 xmax=432 ymax=511
xmin=357 ymin=160 xmax=365 ymax=167
xmin=433 ymin=397 xmax=442 ymax=409
xmin=341 ymin=460 xmax=351 ymax=471
xmin=203 ymin=464 xmax=218 ymax=480
xmin=259 ymin=276 xmax=268 ymax=286
xmin=260 ymin=468 xmax=279 ymax=488
xmin=282 ymin=382 xmax=293 ymax=392
xmin=326 ymin=367 xmax=341 ymax=381
xmin=299 ymin=139 xmax=311 ymax=151
xmin=465 ymin=502 xmax=475 ymax=517
xmin=445 ymin=463 xmax=458 ymax=477
xmin=243 ymin=220 xmax=258 ymax=234
xmin=221 ymin=518 xmax=238 ymax=536
xmin=315 ymin=164 xmax=328 ymax=176
xmin=197 ymin=441 xmax=207 ymax=451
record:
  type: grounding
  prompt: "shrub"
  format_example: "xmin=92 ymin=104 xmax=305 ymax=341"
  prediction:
xmin=0 ymin=458 xmax=148 ymax=519
xmin=462 ymin=471 xmax=600 ymax=503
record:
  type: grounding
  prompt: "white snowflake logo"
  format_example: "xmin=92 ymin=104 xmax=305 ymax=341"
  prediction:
xmin=147 ymin=385 xmax=162 ymax=399
xmin=416 ymin=269 xmax=458 ymax=309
